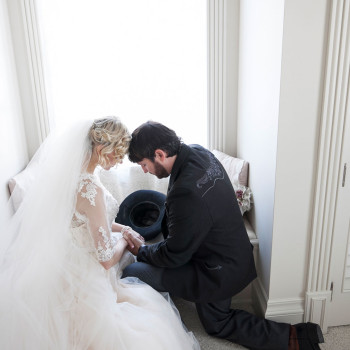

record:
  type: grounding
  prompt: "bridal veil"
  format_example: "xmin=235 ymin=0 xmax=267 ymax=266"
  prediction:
xmin=0 ymin=120 xmax=94 ymax=348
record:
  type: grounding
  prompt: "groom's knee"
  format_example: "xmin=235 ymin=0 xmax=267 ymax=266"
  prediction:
xmin=122 ymin=262 xmax=166 ymax=292
xmin=122 ymin=262 xmax=141 ymax=278
xmin=122 ymin=261 xmax=155 ymax=281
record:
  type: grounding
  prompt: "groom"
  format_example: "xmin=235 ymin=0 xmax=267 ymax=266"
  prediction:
xmin=122 ymin=121 xmax=324 ymax=350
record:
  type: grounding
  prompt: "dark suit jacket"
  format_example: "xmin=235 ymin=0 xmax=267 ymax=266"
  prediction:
xmin=137 ymin=144 xmax=257 ymax=302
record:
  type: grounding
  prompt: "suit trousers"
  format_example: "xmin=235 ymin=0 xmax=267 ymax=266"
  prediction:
xmin=195 ymin=298 xmax=290 ymax=350
xmin=122 ymin=262 xmax=290 ymax=350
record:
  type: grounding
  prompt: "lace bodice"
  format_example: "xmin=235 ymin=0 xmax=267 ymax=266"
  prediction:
xmin=71 ymin=173 xmax=120 ymax=262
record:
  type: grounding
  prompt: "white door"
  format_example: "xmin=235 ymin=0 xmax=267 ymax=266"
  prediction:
xmin=328 ymin=95 xmax=350 ymax=326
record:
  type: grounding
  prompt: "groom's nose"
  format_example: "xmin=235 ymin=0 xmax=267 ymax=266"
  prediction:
xmin=141 ymin=165 xmax=148 ymax=173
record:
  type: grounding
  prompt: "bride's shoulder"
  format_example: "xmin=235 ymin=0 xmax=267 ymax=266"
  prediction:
xmin=78 ymin=172 xmax=97 ymax=183
xmin=77 ymin=173 xmax=103 ymax=207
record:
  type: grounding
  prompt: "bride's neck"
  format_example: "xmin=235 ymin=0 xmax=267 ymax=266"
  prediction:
xmin=86 ymin=151 xmax=99 ymax=174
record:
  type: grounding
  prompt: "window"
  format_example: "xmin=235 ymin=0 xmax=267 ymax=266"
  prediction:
xmin=35 ymin=0 xmax=207 ymax=146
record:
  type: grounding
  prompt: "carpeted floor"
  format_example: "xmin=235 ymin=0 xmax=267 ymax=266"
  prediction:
xmin=173 ymin=297 xmax=350 ymax=350
xmin=319 ymin=325 xmax=350 ymax=350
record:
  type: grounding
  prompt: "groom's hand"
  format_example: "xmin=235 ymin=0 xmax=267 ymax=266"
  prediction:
xmin=126 ymin=236 xmax=145 ymax=255
xmin=121 ymin=226 xmax=145 ymax=249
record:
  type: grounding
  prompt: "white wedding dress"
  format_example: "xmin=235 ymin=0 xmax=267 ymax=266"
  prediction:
xmin=0 ymin=120 xmax=200 ymax=350
xmin=68 ymin=172 xmax=199 ymax=349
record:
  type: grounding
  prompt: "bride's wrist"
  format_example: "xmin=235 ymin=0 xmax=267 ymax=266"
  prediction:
xmin=120 ymin=225 xmax=132 ymax=238
xmin=120 ymin=237 xmax=128 ymax=247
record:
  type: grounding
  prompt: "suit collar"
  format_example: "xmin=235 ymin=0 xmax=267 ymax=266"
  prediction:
xmin=168 ymin=144 xmax=190 ymax=190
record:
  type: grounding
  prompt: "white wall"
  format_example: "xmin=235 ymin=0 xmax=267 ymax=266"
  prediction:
xmin=237 ymin=0 xmax=285 ymax=296
xmin=268 ymin=0 xmax=329 ymax=306
xmin=223 ymin=0 xmax=240 ymax=156
xmin=0 ymin=0 xmax=28 ymax=224
xmin=237 ymin=0 xmax=330 ymax=323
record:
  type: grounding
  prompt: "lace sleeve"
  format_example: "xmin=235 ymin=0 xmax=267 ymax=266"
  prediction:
xmin=76 ymin=177 xmax=115 ymax=262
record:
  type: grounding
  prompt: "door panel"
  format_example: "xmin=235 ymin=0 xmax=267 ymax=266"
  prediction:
xmin=328 ymin=96 xmax=350 ymax=326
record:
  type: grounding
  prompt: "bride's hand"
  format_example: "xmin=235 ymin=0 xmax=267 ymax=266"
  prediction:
xmin=121 ymin=226 xmax=145 ymax=249
xmin=126 ymin=236 xmax=145 ymax=256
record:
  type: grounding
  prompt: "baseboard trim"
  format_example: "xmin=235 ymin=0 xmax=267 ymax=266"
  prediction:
xmin=252 ymin=277 xmax=305 ymax=323
xmin=265 ymin=297 xmax=304 ymax=324
xmin=251 ymin=277 xmax=268 ymax=317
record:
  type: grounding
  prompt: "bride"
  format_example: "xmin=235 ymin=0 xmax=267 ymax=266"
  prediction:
xmin=0 ymin=117 xmax=200 ymax=350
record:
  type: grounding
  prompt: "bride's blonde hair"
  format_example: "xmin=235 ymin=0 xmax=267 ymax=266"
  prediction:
xmin=89 ymin=116 xmax=131 ymax=167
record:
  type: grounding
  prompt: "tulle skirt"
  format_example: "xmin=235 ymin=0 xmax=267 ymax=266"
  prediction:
xmin=0 ymin=245 xmax=199 ymax=350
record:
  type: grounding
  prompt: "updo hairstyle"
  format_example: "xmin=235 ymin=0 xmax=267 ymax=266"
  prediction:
xmin=89 ymin=117 xmax=131 ymax=168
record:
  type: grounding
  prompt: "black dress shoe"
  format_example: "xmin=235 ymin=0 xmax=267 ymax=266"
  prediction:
xmin=294 ymin=322 xmax=324 ymax=350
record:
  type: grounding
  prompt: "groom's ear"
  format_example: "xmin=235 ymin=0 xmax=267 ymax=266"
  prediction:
xmin=154 ymin=149 xmax=167 ymax=162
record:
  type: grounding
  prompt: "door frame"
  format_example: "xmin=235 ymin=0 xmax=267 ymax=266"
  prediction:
xmin=304 ymin=0 xmax=350 ymax=333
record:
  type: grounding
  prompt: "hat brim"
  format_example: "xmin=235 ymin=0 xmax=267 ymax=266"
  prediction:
xmin=115 ymin=190 xmax=166 ymax=241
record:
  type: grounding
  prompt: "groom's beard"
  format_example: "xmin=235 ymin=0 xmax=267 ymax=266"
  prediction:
xmin=153 ymin=161 xmax=169 ymax=179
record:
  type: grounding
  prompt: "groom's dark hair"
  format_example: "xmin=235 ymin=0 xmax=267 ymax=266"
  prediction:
xmin=128 ymin=121 xmax=182 ymax=163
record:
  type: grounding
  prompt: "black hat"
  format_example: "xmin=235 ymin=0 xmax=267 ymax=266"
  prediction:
xmin=115 ymin=190 xmax=166 ymax=241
